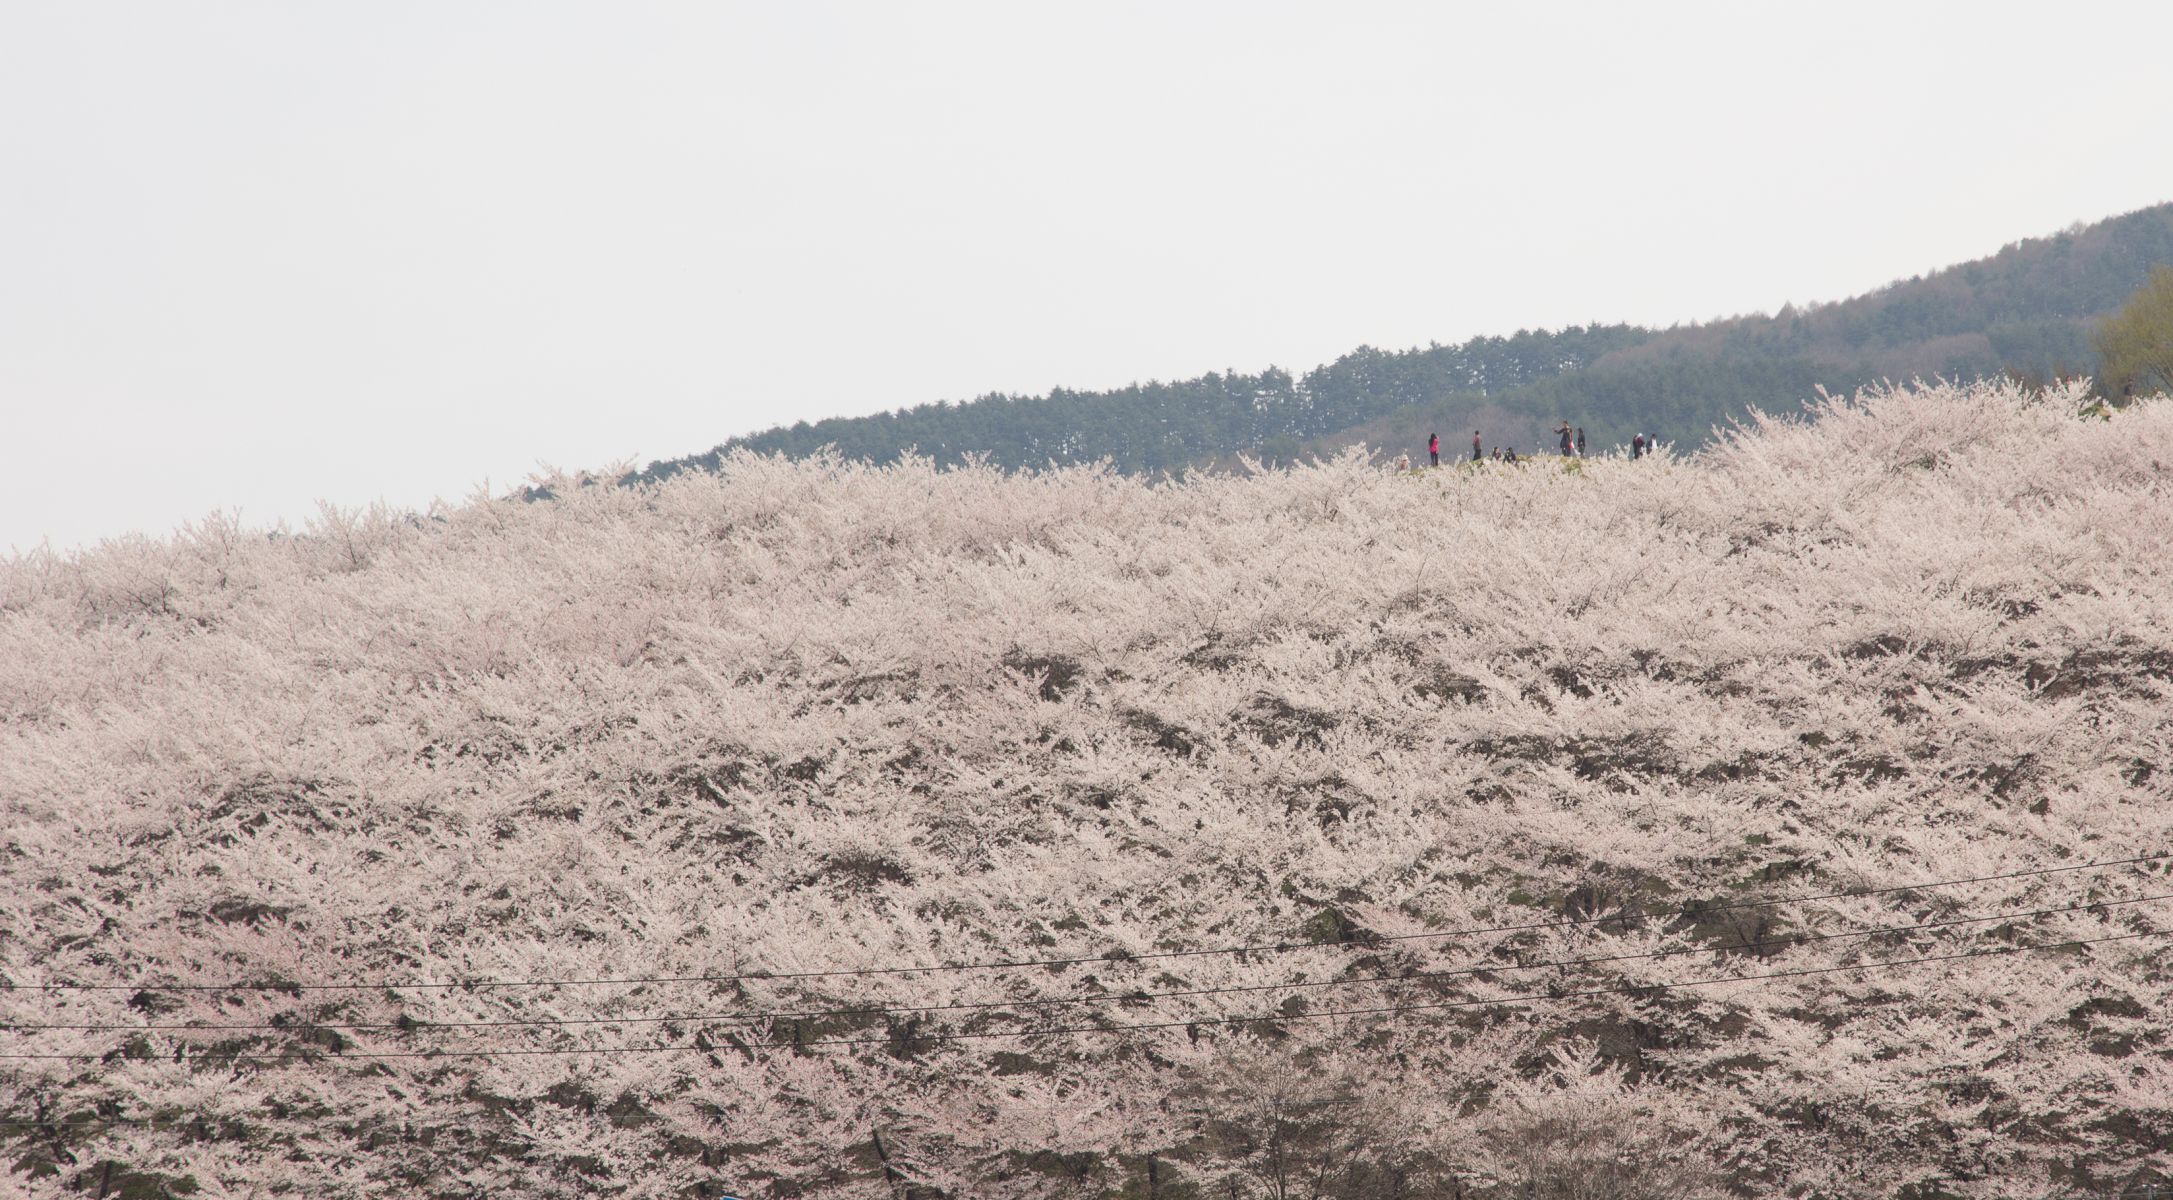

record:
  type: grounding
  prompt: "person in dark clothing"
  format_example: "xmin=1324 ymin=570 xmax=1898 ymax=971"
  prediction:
xmin=1472 ymin=431 xmax=1482 ymax=462
xmin=1557 ymin=422 xmax=1572 ymax=456
xmin=1576 ymin=427 xmax=1586 ymax=456
xmin=1429 ymin=432 xmax=1439 ymax=467
xmin=1631 ymin=433 xmax=1645 ymax=460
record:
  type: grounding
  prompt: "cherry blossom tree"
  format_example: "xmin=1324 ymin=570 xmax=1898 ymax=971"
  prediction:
xmin=2 ymin=380 xmax=2169 ymax=1197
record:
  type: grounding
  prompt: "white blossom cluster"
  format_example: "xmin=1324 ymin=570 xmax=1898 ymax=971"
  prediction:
xmin=2 ymin=380 xmax=2169 ymax=1198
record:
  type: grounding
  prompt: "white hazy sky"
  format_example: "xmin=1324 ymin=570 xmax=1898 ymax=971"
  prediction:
xmin=6 ymin=1 xmax=2172 ymax=552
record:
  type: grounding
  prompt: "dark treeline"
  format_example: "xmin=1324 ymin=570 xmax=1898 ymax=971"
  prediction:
xmin=1274 ymin=202 xmax=2173 ymax=462
xmin=634 ymin=325 xmax=1649 ymax=481
xmin=634 ymin=202 xmax=2173 ymax=480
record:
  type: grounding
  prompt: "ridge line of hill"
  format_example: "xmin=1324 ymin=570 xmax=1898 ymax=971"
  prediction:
xmin=631 ymin=201 xmax=2173 ymax=480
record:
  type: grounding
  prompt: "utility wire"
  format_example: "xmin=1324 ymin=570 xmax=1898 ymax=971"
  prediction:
xmin=0 ymin=927 xmax=2158 ymax=1063
xmin=8 ymin=889 xmax=2161 ymax=1035
xmin=5 ymin=851 xmax=2162 ymax=995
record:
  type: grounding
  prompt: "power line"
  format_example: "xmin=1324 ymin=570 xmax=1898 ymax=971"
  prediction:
xmin=6 ymin=850 xmax=2161 ymax=995
xmin=0 ymin=927 xmax=2158 ymax=1064
xmin=9 ymin=888 xmax=2161 ymax=1035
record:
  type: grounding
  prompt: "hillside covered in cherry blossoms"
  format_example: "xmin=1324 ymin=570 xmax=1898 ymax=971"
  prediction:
xmin=3 ymin=381 xmax=2170 ymax=1199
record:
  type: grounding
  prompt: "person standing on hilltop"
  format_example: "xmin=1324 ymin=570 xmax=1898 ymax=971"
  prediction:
xmin=1557 ymin=422 xmax=1573 ymax=456
xmin=1428 ymin=431 xmax=1439 ymax=467
xmin=1632 ymin=432 xmax=1645 ymax=459
xmin=1472 ymin=430 xmax=1482 ymax=462
xmin=1576 ymin=427 xmax=1586 ymax=456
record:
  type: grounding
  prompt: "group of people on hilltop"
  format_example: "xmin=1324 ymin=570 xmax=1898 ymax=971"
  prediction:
xmin=1553 ymin=421 xmax=1588 ymax=457
xmin=1401 ymin=424 xmax=1658 ymax=470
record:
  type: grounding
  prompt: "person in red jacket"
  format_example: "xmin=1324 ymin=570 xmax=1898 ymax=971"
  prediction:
xmin=1428 ymin=432 xmax=1439 ymax=467
xmin=1471 ymin=430 xmax=1482 ymax=462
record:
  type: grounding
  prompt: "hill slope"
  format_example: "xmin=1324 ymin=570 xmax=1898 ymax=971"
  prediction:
xmin=4 ymin=382 xmax=2172 ymax=1198
xmin=636 ymin=201 xmax=2173 ymax=479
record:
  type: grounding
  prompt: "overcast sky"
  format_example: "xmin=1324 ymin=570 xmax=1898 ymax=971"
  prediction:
xmin=6 ymin=1 xmax=2172 ymax=552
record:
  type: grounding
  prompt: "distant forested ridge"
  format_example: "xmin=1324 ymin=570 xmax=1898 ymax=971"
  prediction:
xmin=635 ymin=201 xmax=2173 ymax=478
xmin=1331 ymin=200 xmax=2173 ymax=458
xmin=634 ymin=324 xmax=1649 ymax=482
